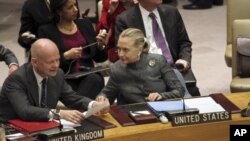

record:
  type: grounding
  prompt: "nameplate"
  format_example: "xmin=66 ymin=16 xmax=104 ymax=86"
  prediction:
xmin=39 ymin=128 xmax=104 ymax=141
xmin=171 ymin=111 xmax=231 ymax=127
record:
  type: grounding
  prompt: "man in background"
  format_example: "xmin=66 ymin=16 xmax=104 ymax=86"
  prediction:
xmin=115 ymin=0 xmax=200 ymax=96
xmin=0 ymin=44 xmax=19 ymax=75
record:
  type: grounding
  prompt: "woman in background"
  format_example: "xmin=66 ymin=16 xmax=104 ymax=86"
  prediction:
xmin=38 ymin=0 xmax=107 ymax=99
xmin=96 ymin=0 xmax=138 ymax=63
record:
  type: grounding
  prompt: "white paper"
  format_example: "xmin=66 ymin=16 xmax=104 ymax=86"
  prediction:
xmin=185 ymin=97 xmax=225 ymax=113
xmin=59 ymin=119 xmax=81 ymax=128
xmin=83 ymin=100 xmax=109 ymax=118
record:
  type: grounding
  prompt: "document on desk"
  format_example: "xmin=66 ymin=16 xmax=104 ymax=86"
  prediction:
xmin=184 ymin=97 xmax=225 ymax=113
xmin=83 ymin=100 xmax=109 ymax=118
xmin=147 ymin=100 xmax=185 ymax=112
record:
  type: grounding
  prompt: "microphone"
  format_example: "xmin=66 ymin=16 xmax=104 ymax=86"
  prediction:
xmin=241 ymin=102 xmax=250 ymax=117
xmin=50 ymin=109 xmax=63 ymax=131
xmin=43 ymin=104 xmax=63 ymax=131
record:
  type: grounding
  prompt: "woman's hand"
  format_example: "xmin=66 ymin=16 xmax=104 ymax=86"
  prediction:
xmin=64 ymin=47 xmax=82 ymax=60
xmin=108 ymin=0 xmax=119 ymax=14
xmin=96 ymin=29 xmax=107 ymax=50
xmin=94 ymin=96 xmax=110 ymax=115
xmin=145 ymin=92 xmax=163 ymax=101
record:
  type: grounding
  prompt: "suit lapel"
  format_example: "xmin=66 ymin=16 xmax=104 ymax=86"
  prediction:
xmin=157 ymin=6 xmax=172 ymax=49
xmin=26 ymin=64 xmax=40 ymax=106
xmin=133 ymin=5 xmax=146 ymax=35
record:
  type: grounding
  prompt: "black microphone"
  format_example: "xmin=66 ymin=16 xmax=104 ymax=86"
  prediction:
xmin=50 ymin=109 xmax=63 ymax=131
xmin=241 ymin=102 xmax=250 ymax=117
xmin=43 ymin=104 xmax=63 ymax=131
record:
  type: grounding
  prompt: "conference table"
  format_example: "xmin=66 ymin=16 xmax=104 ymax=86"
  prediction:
xmin=97 ymin=92 xmax=250 ymax=141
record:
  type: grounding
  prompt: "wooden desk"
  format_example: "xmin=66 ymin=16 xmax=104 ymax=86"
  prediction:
xmin=98 ymin=92 xmax=250 ymax=141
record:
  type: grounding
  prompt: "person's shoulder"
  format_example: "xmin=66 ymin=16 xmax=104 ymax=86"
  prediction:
xmin=117 ymin=5 xmax=137 ymax=18
xmin=39 ymin=22 xmax=56 ymax=31
xmin=147 ymin=53 xmax=165 ymax=60
xmin=5 ymin=63 xmax=29 ymax=82
xmin=23 ymin=0 xmax=41 ymax=8
xmin=110 ymin=60 xmax=125 ymax=71
xmin=158 ymin=4 xmax=178 ymax=12
xmin=75 ymin=18 xmax=92 ymax=25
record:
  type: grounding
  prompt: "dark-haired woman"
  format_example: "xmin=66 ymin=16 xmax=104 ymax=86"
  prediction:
xmin=38 ymin=0 xmax=108 ymax=99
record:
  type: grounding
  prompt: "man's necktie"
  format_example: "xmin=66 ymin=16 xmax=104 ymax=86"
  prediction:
xmin=41 ymin=78 xmax=47 ymax=108
xmin=149 ymin=12 xmax=173 ymax=64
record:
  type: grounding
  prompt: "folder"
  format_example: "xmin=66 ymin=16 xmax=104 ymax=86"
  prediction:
xmin=210 ymin=93 xmax=241 ymax=113
xmin=8 ymin=119 xmax=60 ymax=135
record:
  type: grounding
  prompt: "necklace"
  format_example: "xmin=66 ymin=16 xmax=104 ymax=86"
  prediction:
xmin=59 ymin=23 xmax=75 ymax=32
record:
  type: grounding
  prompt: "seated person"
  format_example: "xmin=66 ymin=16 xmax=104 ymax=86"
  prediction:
xmin=96 ymin=28 xmax=185 ymax=105
xmin=38 ymin=0 xmax=108 ymax=99
xmin=115 ymin=0 xmax=201 ymax=96
xmin=0 ymin=39 xmax=109 ymax=123
xmin=0 ymin=44 xmax=19 ymax=75
xmin=18 ymin=0 xmax=81 ymax=53
xmin=96 ymin=0 xmax=138 ymax=63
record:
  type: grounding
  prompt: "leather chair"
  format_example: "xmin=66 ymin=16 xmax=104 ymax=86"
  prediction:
xmin=230 ymin=19 xmax=250 ymax=92
xmin=225 ymin=0 xmax=250 ymax=67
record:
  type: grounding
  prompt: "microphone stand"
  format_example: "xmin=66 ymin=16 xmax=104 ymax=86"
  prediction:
xmin=64 ymin=42 xmax=98 ymax=76
xmin=50 ymin=110 xmax=63 ymax=131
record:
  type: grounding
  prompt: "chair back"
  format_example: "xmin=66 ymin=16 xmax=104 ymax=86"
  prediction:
xmin=232 ymin=19 xmax=250 ymax=77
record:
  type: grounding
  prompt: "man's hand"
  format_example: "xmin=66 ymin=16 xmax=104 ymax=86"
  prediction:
xmin=9 ymin=64 xmax=18 ymax=75
xmin=60 ymin=110 xmax=84 ymax=124
xmin=20 ymin=31 xmax=36 ymax=44
xmin=145 ymin=92 xmax=163 ymax=101
xmin=175 ymin=59 xmax=190 ymax=72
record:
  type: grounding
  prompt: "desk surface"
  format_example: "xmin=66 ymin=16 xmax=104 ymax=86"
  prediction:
xmin=98 ymin=92 xmax=250 ymax=141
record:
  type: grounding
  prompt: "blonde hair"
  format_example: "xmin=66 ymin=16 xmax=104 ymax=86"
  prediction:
xmin=119 ymin=28 xmax=150 ymax=53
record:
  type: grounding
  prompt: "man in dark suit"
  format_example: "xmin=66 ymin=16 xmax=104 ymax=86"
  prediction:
xmin=115 ymin=0 xmax=200 ymax=96
xmin=0 ymin=39 xmax=109 ymax=123
xmin=0 ymin=45 xmax=19 ymax=75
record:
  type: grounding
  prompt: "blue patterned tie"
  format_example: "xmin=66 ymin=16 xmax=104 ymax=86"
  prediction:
xmin=41 ymin=78 xmax=47 ymax=108
xmin=149 ymin=13 xmax=173 ymax=64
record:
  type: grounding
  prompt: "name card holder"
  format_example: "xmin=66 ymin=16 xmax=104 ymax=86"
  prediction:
xmin=171 ymin=111 xmax=231 ymax=127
